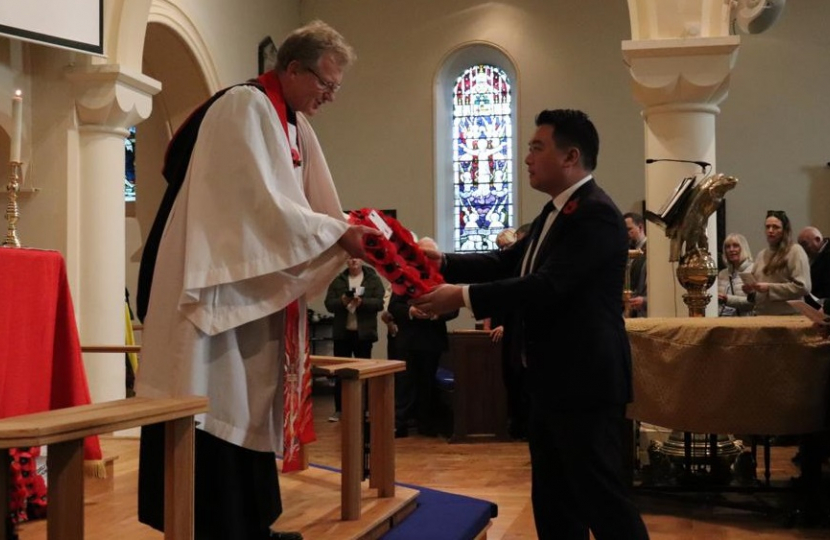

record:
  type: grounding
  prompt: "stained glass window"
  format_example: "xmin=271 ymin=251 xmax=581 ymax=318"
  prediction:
xmin=124 ymin=126 xmax=136 ymax=202
xmin=452 ymin=64 xmax=513 ymax=252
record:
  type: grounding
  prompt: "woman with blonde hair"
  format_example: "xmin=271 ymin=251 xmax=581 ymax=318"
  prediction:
xmin=743 ymin=210 xmax=811 ymax=315
xmin=718 ymin=233 xmax=755 ymax=316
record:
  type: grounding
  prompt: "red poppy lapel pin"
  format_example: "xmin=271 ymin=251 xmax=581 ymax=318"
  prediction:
xmin=562 ymin=198 xmax=579 ymax=215
xmin=291 ymin=148 xmax=302 ymax=168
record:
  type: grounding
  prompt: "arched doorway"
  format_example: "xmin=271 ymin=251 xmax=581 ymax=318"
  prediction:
xmin=125 ymin=20 xmax=213 ymax=304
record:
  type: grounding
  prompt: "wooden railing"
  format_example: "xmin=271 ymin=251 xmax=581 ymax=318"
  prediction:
xmin=309 ymin=355 xmax=406 ymax=520
xmin=77 ymin=346 xmax=406 ymax=522
xmin=0 ymin=396 xmax=209 ymax=540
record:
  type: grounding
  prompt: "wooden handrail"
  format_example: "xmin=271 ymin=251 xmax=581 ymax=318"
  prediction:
xmin=81 ymin=345 xmax=142 ymax=354
xmin=0 ymin=396 xmax=207 ymax=540
xmin=310 ymin=355 xmax=405 ymax=380
xmin=71 ymin=350 xmax=407 ymax=523
xmin=0 ymin=397 xmax=207 ymax=448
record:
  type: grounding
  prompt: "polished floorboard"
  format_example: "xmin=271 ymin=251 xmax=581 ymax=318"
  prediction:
xmin=16 ymin=392 xmax=829 ymax=539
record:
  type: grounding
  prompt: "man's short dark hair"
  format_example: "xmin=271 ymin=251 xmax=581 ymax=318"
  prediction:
xmin=623 ymin=212 xmax=644 ymax=227
xmin=535 ymin=109 xmax=599 ymax=171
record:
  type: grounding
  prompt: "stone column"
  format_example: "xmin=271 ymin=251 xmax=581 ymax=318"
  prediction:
xmin=624 ymin=0 xmax=740 ymax=317
xmin=66 ymin=65 xmax=161 ymax=403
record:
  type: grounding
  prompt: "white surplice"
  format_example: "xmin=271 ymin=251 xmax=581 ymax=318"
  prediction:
xmin=135 ymin=86 xmax=349 ymax=452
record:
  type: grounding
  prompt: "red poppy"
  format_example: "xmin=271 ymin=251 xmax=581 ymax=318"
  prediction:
xmin=348 ymin=208 xmax=445 ymax=298
xmin=291 ymin=148 xmax=302 ymax=168
xmin=562 ymin=199 xmax=579 ymax=215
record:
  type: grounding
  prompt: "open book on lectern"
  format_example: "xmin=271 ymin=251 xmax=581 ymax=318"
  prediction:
xmin=644 ymin=176 xmax=696 ymax=230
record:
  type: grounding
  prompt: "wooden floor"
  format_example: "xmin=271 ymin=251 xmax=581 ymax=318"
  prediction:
xmin=16 ymin=392 xmax=829 ymax=539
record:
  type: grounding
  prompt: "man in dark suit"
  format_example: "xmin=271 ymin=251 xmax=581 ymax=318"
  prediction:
xmin=412 ymin=109 xmax=649 ymax=540
xmin=623 ymin=212 xmax=648 ymax=317
xmin=390 ymin=237 xmax=459 ymax=437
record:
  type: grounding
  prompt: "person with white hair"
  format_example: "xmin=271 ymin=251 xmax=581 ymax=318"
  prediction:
xmin=797 ymin=226 xmax=830 ymax=304
xmin=717 ymin=233 xmax=755 ymax=316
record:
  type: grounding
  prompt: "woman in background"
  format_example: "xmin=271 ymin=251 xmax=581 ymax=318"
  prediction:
xmin=718 ymin=233 xmax=755 ymax=316
xmin=743 ymin=210 xmax=811 ymax=315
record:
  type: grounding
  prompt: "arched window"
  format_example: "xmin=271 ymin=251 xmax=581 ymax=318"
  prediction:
xmin=125 ymin=126 xmax=136 ymax=202
xmin=435 ymin=46 xmax=517 ymax=253
xmin=452 ymin=64 xmax=513 ymax=252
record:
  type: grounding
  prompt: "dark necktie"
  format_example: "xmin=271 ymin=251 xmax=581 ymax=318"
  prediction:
xmin=521 ymin=201 xmax=555 ymax=276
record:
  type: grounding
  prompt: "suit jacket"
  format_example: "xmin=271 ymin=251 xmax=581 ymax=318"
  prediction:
xmin=388 ymin=293 xmax=458 ymax=354
xmin=443 ymin=179 xmax=632 ymax=410
xmin=628 ymin=240 xmax=647 ymax=317
xmin=810 ymin=239 xmax=830 ymax=301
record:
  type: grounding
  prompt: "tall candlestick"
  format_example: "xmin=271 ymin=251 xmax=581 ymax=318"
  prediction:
xmin=10 ymin=90 xmax=22 ymax=163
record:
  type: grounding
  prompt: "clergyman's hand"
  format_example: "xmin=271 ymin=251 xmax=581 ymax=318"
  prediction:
xmin=419 ymin=246 xmax=444 ymax=270
xmin=410 ymin=284 xmax=464 ymax=316
xmin=338 ymin=225 xmax=382 ymax=259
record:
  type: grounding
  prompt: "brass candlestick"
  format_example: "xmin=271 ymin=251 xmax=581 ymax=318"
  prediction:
xmin=3 ymin=161 xmax=22 ymax=248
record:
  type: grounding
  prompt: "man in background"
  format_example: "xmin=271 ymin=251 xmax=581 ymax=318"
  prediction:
xmin=798 ymin=226 xmax=830 ymax=306
xmin=624 ymin=212 xmax=648 ymax=317
xmin=324 ymin=258 xmax=385 ymax=421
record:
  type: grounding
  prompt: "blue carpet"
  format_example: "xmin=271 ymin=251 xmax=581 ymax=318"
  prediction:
xmin=306 ymin=462 xmax=497 ymax=540
xmin=381 ymin=482 xmax=497 ymax=540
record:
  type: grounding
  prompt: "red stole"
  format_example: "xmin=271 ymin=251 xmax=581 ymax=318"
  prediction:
xmin=255 ymin=71 xmax=314 ymax=472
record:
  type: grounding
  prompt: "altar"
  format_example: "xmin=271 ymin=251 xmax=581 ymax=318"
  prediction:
xmin=0 ymin=248 xmax=102 ymax=526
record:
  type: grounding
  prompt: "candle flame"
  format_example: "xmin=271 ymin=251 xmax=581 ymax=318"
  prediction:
xmin=14 ymin=89 xmax=22 ymax=97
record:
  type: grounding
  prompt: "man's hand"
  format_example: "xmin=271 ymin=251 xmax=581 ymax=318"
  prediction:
xmin=410 ymin=284 xmax=464 ymax=316
xmin=338 ymin=225 xmax=382 ymax=259
xmin=490 ymin=325 xmax=504 ymax=343
xmin=629 ymin=296 xmax=644 ymax=310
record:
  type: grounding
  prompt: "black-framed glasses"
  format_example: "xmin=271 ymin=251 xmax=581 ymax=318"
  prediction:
xmin=306 ymin=66 xmax=341 ymax=94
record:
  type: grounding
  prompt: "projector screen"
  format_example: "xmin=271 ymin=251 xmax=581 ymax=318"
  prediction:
xmin=0 ymin=0 xmax=102 ymax=55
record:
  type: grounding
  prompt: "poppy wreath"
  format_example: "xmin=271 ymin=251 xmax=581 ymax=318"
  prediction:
xmin=8 ymin=447 xmax=47 ymax=524
xmin=348 ymin=208 xmax=444 ymax=297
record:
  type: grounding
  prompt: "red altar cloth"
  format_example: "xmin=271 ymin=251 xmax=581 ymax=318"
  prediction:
xmin=0 ymin=248 xmax=103 ymax=522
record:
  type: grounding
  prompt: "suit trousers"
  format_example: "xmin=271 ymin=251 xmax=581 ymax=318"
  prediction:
xmin=528 ymin=403 xmax=649 ymax=540
xmin=395 ymin=348 xmax=442 ymax=432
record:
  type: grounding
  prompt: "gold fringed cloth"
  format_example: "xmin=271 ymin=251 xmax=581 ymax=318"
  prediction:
xmin=625 ymin=316 xmax=830 ymax=435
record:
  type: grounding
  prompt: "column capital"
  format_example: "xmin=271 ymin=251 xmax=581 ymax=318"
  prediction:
xmin=627 ymin=0 xmax=732 ymax=40
xmin=622 ymin=36 xmax=740 ymax=110
xmin=66 ymin=64 xmax=162 ymax=131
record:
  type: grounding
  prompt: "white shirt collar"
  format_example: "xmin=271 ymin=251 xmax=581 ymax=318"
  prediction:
xmin=552 ymin=174 xmax=592 ymax=211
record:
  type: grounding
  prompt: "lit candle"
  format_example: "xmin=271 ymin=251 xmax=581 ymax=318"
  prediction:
xmin=10 ymin=90 xmax=22 ymax=163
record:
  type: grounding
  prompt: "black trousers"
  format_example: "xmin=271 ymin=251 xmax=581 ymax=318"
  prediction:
xmin=395 ymin=348 xmax=441 ymax=431
xmin=332 ymin=331 xmax=373 ymax=412
xmin=527 ymin=403 xmax=649 ymax=540
xmin=138 ymin=424 xmax=281 ymax=540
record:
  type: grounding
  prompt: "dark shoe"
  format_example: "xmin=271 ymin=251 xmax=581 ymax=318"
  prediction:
xmin=270 ymin=532 xmax=303 ymax=540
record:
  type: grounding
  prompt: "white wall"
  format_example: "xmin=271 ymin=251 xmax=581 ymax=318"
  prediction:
xmin=302 ymin=0 xmax=830 ymax=264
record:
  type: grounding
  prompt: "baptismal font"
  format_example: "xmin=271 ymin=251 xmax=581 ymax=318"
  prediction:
xmin=644 ymin=171 xmax=745 ymax=484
